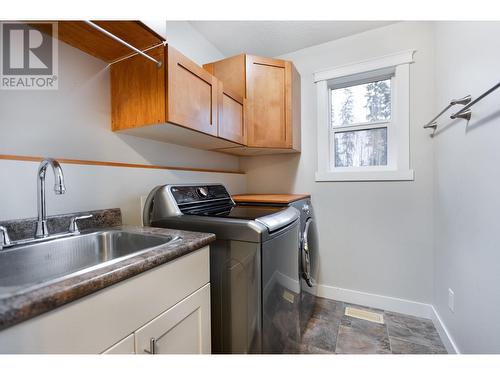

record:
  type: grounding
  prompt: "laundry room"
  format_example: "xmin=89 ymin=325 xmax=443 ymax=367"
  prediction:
xmin=0 ymin=1 xmax=499 ymax=373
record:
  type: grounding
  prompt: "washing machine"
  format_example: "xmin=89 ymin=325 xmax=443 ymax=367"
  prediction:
xmin=232 ymin=194 xmax=319 ymax=335
xmin=143 ymin=184 xmax=302 ymax=353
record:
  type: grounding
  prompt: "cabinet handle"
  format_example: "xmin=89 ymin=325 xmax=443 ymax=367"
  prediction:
xmin=144 ymin=337 xmax=157 ymax=354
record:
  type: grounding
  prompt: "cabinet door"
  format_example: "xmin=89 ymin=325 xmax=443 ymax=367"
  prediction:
xmin=111 ymin=45 xmax=166 ymax=131
xmin=135 ymin=284 xmax=211 ymax=354
xmin=204 ymin=54 xmax=246 ymax=99
xmin=218 ymin=84 xmax=246 ymax=145
xmin=246 ymin=55 xmax=292 ymax=148
xmin=102 ymin=334 xmax=135 ymax=354
xmin=167 ymin=46 xmax=218 ymax=136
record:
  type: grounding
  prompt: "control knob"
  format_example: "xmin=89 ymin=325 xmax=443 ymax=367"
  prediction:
xmin=197 ymin=187 xmax=209 ymax=198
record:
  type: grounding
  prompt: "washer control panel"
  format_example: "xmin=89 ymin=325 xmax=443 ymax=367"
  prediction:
xmin=170 ymin=185 xmax=231 ymax=204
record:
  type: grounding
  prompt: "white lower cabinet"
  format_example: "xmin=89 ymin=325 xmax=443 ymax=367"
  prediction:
xmin=102 ymin=334 xmax=136 ymax=354
xmin=135 ymin=284 xmax=211 ymax=354
xmin=0 ymin=246 xmax=210 ymax=354
xmin=103 ymin=283 xmax=211 ymax=355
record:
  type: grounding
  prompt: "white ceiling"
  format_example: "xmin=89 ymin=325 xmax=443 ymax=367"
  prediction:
xmin=189 ymin=21 xmax=397 ymax=57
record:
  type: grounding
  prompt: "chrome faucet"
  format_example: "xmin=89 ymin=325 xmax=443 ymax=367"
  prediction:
xmin=35 ymin=159 xmax=66 ymax=238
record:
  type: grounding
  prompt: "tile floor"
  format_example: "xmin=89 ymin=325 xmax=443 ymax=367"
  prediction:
xmin=298 ymin=298 xmax=447 ymax=354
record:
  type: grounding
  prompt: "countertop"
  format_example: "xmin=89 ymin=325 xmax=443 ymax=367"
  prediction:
xmin=232 ymin=194 xmax=311 ymax=204
xmin=0 ymin=220 xmax=215 ymax=331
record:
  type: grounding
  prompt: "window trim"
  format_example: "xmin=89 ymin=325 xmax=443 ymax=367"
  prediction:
xmin=314 ymin=50 xmax=416 ymax=182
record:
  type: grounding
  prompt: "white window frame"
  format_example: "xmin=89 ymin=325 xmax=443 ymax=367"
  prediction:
xmin=314 ymin=50 xmax=416 ymax=182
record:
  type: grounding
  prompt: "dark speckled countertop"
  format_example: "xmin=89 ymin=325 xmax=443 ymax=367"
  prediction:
xmin=0 ymin=209 xmax=215 ymax=331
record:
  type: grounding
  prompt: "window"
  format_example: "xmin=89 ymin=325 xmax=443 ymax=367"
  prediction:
xmin=331 ymin=77 xmax=391 ymax=168
xmin=334 ymin=127 xmax=388 ymax=167
xmin=314 ymin=50 xmax=415 ymax=181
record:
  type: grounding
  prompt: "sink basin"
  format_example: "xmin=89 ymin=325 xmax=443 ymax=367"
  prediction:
xmin=0 ymin=230 xmax=179 ymax=295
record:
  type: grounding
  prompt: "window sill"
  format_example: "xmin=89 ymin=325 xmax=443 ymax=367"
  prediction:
xmin=315 ymin=169 xmax=414 ymax=182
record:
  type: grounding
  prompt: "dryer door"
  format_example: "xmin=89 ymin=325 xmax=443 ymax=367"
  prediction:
xmin=301 ymin=218 xmax=314 ymax=287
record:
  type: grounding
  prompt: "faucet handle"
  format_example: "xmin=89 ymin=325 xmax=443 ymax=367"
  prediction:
xmin=0 ymin=226 xmax=11 ymax=249
xmin=69 ymin=215 xmax=93 ymax=234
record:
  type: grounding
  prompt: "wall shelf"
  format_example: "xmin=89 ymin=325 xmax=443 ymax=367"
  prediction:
xmin=30 ymin=21 xmax=165 ymax=64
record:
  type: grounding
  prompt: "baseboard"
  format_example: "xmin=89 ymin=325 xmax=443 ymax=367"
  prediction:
xmin=317 ymin=284 xmax=433 ymax=318
xmin=430 ymin=306 xmax=460 ymax=354
xmin=316 ymin=284 xmax=458 ymax=353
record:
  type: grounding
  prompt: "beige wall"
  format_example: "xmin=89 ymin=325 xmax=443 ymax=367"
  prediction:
xmin=242 ymin=22 xmax=436 ymax=303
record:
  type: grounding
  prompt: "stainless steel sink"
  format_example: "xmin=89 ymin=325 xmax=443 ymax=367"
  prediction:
xmin=0 ymin=230 xmax=180 ymax=295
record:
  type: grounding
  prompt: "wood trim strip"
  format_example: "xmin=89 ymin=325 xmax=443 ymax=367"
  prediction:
xmin=0 ymin=154 xmax=245 ymax=175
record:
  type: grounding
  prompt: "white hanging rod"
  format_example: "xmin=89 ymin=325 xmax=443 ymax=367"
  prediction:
xmin=84 ymin=21 xmax=162 ymax=68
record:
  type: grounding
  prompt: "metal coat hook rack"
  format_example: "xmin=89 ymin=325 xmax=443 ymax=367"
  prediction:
xmin=423 ymin=80 xmax=500 ymax=132
xmin=423 ymin=95 xmax=471 ymax=131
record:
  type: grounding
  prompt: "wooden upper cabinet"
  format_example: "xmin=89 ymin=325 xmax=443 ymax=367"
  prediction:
xmin=167 ymin=47 xmax=218 ymax=136
xmin=111 ymin=45 xmax=243 ymax=149
xmin=204 ymin=54 xmax=301 ymax=153
xmin=34 ymin=21 xmax=297 ymax=154
xmin=204 ymin=54 xmax=246 ymax=98
xmin=246 ymin=56 xmax=289 ymax=148
xmin=111 ymin=46 xmax=166 ymax=130
xmin=217 ymin=85 xmax=246 ymax=145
